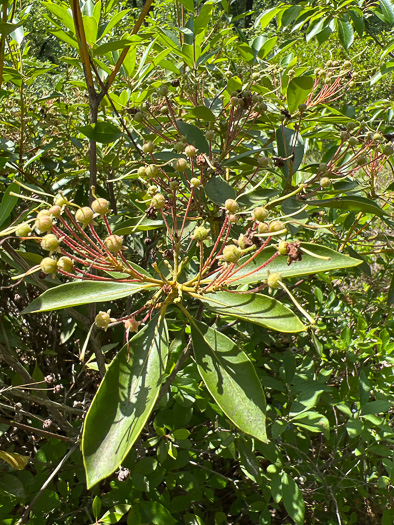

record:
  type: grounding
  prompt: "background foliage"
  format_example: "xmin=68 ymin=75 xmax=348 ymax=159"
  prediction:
xmin=0 ymin=0 xmax=394 ymax=524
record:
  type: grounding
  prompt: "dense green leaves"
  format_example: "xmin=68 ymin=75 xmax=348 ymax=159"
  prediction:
xmin=191 ymin=320 xmax=267 ymax=443
xmin=276 ymin=126 xmax=304 ymax=178
xmin=78 ymin=122 xmax=122 ymax=144
xmin=205 ymin=176 xmax=236 ymax=205
xmin=82 ymin=313 xmax=169 ymax=488
xmin=22 ymin=282 xmax=154 ymax=313
xmin=282 ymin=473 xmax=305 ymax=525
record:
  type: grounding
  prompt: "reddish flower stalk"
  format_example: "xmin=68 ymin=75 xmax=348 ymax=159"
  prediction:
xmin=226 ymin=251 xmax=281 ymax=284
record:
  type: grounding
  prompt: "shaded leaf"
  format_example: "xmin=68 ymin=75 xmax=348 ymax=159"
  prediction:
xmin=191 ymin=320 xmax=267 ymax=442
xmin=177 ymin=120 xmax=210 ymax=154
xmin=282 ymin=473 xmax=305 ymax=525
xmin=0 ymin=183 xmax=19 ymax=228
xmin=82 ymin=314 xmax=169 ymax=488
xmin=78 ymin=121 xmax=122 ymax=144
xmin=205 ymin=176 xmax=236 ymax=205
xmin=306 ymin=195 xmax=388 ymax=216
xmin=276 ymin=126 xmax=304 ymax=178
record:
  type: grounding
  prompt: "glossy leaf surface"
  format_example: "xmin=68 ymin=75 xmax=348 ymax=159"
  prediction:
xmin=195 ymin=292 xmax=305 ymax=333
xmin=191 ymin=320 xmax=267 ymax=443
xmin=22 ymin=281 xmax=154 ymax=313
xmin=82 ymin=314 xmax=169 ymax=488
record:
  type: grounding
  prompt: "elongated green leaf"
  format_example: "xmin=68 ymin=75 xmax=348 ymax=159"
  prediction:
xmin=0 ymin=21 xmax=24 ymax=36
xmin=276 ymin=126 xmax=304 ymax=178
xmin=205 ymin=176 xmax=236 ymax=206
xmin=0 ymin=183 xmax=19 ymax=228
xmin=78 ymin=121 xmax=122 ymax=144
xmin=188 ymin=105 xmax=216 ymax=122
xmin=191 ymin=320 xmax=268 ymax=442
xmin=254 ymin=7 xmax=282 ymax=30
xmin=209 ymin=243 xmax=362 ymax=286
xmin=43 ymin=2 xmax=75 ymax=32
xmin=282 ymin=473 xmax=305 ymax=525
xmin=338 ymin=17 xmax=354 ymax=49
xmin=306 ymin=196 xmax=388 ymax=216
xmin=93 ymin=38 xmax=133 ymax=56
xmin=82 ymin=314 xmax=169 ymax=488
xmin=22 ymin=281 xmax=153 ymax=313
xmin=379 ymin=0 xmax=394 ymax=24
xmin=195 ymin=292 xmax=305 ymax=333
xmin=98 ymin=9 xmax=130 ymax=40
xmin=287 ymin=75 xmax=314 ymax=114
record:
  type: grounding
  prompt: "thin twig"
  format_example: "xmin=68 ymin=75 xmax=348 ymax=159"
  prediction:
xmin=16 ymin=443 xmax=79 ymax=524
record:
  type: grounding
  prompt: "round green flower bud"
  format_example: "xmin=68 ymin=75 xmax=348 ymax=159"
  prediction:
xmin=138 ymin=166 xmax=147 ymax=178
xmin=142 ymin=141 xmax=154 ymax=154
xmin=169 ymin=180 xmax=179 ymax=191
xmin=104 ymin=234 xmax=123 ymax=254
xmin=75 ymin=207 xmax=94 ymax=226
xmin=40 ymin=257 xmax=57 ymax=275
xmin=174 ymin=141 xmax=185 ymax=153
xmin=193 ymin=226 xmax=209 ymax=241
xmin=238 ymin=234 xmax=247 ymax=250
xmin=57 ymin=256 xmax=74 ymax=273
xmin=205 ymin=130 xmax=215 ymax=141
xmin=151 ymin=193 xmax=166 ymax=210
xmin=95 ymin=310 xmax=112 ymax=331
xmin=343 ymin=60 xmax=352 ymax=69
xmin=48 ymin=205 xmax=62 ymax=217
xmin=184 ymin=145 xmax=197 ymax=157
xmin=225 ymin=199 xmax=238 ymax=214
xmin=190 ymin=177 xmax=201 ymax=188
xmin=346 ymin=121 xmax=357 ymax=131
xmin=35 ymin=214 xmax=53 ymax=233
xmin=373 ymin=133 xmax=383 ymax=142
xmin=16 ymin=222 xmax=32 ymax=237
xmin=258 ymin=222 xmax=269 ymax=234
xmin=269 ymin=220 xmax=285 ymax=233
xmin=320 ymin=177 xmax=331 ymax=187
xmin=356 ymin=156 xmax=367 ymax=166
xmin=91 ymin=198 xmax=110 ymax=216
xmin=173 ymin=158 xmax=188 ymax=172
xmin=147 ymin=185 xmax=158 ymax=196
xmin=157 ymin=85 xmax=169 ymax=96
xmin=278 ymin=241 xmax=289 ymax=255
xmin=222 ymin=245 xmax=242 ymax=264
xmin=340 ymin=130 xmax=349 ymax=140
xmin=134 ymin=111 xmax=144 ymax=123
xmin=251 ymin=72 xmax=260 ymax=81
xmin=145 ymin=165 xmax=159 ymax=179
xmin=258 ymin=101 xmax=267 ymax=112
xmin=348 ymin=137 xmax=358 ymax=147
xmin=41 ymin=234 xmax=60 ymax=252
xmin=160 ymin=105 xmax=169 ymax=115
xmin=319 ymin=162 xmax=328 ymax=173
xmin=383 ymin=144 xmax=394 ymax=156
xmin=230 ymin=96 xmax=240 ymax=107
xmin=252 ymin=206 xmax=268 ymax=222
xmin=54 ymin=195 xmax=67 ymax=207
xmin=298 ymin=103 xmax=307 ymax=112
xmin=267 ymin=272 xmax=281 ymax=289
xmin=257 ymin=155 xmax=269 ymax=167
